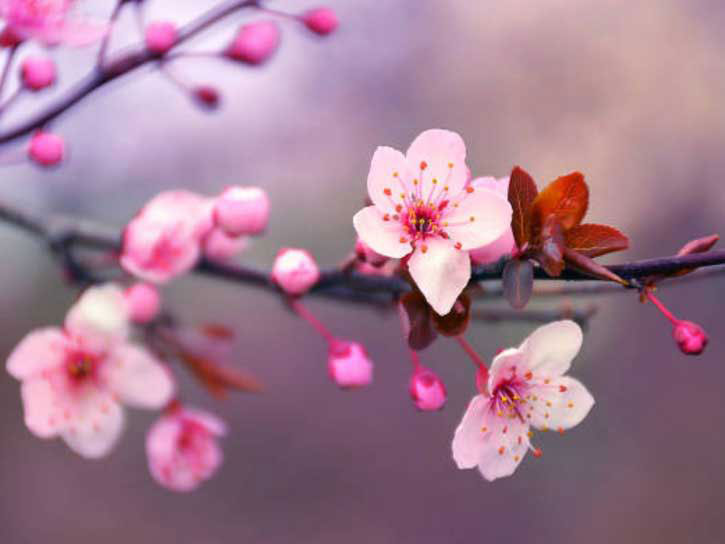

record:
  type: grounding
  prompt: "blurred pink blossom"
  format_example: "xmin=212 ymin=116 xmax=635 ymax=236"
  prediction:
xmin=452 ymin=320 xmax=594 ymax=481
xmin=271 ymin=248 xmax=320 ymax=295
xmin=213 ymin=185 xmax=270 ymax=236
xmin=327 ymin=340 xmax=373 ymax=389
xmin=467 ymin=176 xmax=516 ymax=265
xmin=124 ymin=282 xmax=161 ymax=324
xmin=146 ymin=405 xmax=226 ymax=492
xmin=144 ymin=21 xmax=177 ymax=54
xmin=202 ymin=228 xmax=249 ymax=262
xmin=353 ymin=129 xmax=512 ymax=315
xmin=225 ymin=20 xmax=280 ymax=65
xmin=20 ymin=55 xmax=56 ymax=90
xmin=409 ymin=366 xmax=447 ymax=411
xmin=6 ymin=284 xmax=174 ymax=458
xmin=301 ymin=7 xmax=338 ymax=36
xmin=28 ymin=130 xmax=64 ymax=166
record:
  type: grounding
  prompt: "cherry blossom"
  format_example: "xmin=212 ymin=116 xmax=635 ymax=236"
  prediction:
xmin=144 ymin=21 xmax=177 ymax=54
xmin=272 ymin=248 xmax=320 ymax=296
xmin=225 ymin=21 xmax=280 ymax=65
xmin=20 ymin=56 xmax=56 ymax=90
xmin=6 ymin=284 xmax=174 ymax=458
xmin=467 ymin=176 xmax=516 ymax=265
xmin=409 ymin=366 xmax=447 ymax=411
xmin=28 ymin=130 xmax=64 ymax=166
xmin=452 ymin=320 xmax=594 ymax=481
xmin=327 ymin=340 xmax=373 ymax=389
xmin=146 ymin=405 xmax=226 ymax=492
xmin=0 ymin=0 xmax=107 ymax=46
xmin=301 ymin=7 xmax=338 ymax=36
xmin=353 ymin=129 xmax=512 ymax=315
xmin=120 ymin=190 xmax=215 ymax=284
xmin=213 ymin=186 xmax=269 ymax=236
xmin=124 ymin=282 xmax=161 ymax=324
xmin=202 ymin=228 xmax=249 ymax=262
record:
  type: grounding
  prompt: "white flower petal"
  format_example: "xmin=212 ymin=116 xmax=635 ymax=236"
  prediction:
xmin=408 ymin=238 xmax=470 ymax=315
xmin=65 ymin=284 xmax=129 ymax=353
xmin=452 ymin=395 xmax=490 ymax=469
xmin=519 ymin=320 xmax=584 ymax=378
xmin=60 ymin=390 xmax=125 ymax=459
xmin=367 ymin=146 xmax=411 ymax=214
xmin=528 ymin=376 xmax=594 ymax=431
xmin=487 ymin=348 xmax=525 ymax=394
xmin=104 ymin=345 xmax=175 ymax=409
xmin=406 ymin=130 xmax=468 ymax=205
xmin=353 ymin=206 xmax=411 ymax=259
xmin=7 ymin=327 xmax=67 ymax=380
xmin=476 ymin=409 xmax=530 ymax=482
xmin=444 ymin=188 xmax=512 ymax=250
xmin=20 ymin=376 xmax=65 ymax=438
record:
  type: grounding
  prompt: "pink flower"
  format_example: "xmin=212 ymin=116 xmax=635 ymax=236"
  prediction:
xmin=301 ymin=7 xmax=338 ymax=36
xmin=467 ymin=176 xmax=516 ymax=265
xmin=271 ymin=248 xmax=320 ymax=296
xmin=124 ymin=282 xmax=161 ymax=324
xmin=144 ymin=21 xmax=177 ymax=54
xmin=146 ymin=405 xmax=226 ymax=492
xmin=120 ymin=190 xmax=215 ymax=284
xmin=20 ymin=55 xmax=56 ymax=90
xmin=202 ymin=228 xmax=249 ymax=262
xmin=451 ymin=320 xmax=594 ymax=481
xmin=353 ymin=129 xmax=512 ymax=315
xmin=0 ymin=0 xmax=107 ymax=46
xmin=409 ymin=367 xmax=447 ymax=411
xmin=673 ymin=320 xmax=708 ymax=355
xmin=225 ymin=20 xmax=280 ymax=65
xmin=213 ymin=185 xmax=270 ymax=236
xmin=6 ymin=284 xmax=174 ymax=458
xmin=28 ymin=130 xmax=64 ymax=166
xmin=328 ymin=340 xmax=373 ymax=389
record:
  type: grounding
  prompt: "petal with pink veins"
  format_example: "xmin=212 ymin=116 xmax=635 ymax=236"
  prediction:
xmin=452 ymin=394 xmax=491 ymax=469
xmin=528 ymin=376 xmax=594 ymax=431
xmin=6 ymin=327 xmax=68 ymax=380
xmin=475 ymin=413 xmax=530 ymax=482
xmin=406 ymin=129 xmax=468 ymax=198
xmin=444 ymin=188 xmax=512 ymax=250
xmin=104 ymin=345 xmax=175 ymax=409
xmin=60 ymin=389 xmax=125 ymax=459
xmin=367 ymin=146 xmax=410 ymax=213
xmin=353 ymin=206 xmax=411 ymax=259
xmin=487 ymin=348 xmax=525 ymax=393
xmin=519 ymin=320 xmax=584 ymax=378
xmin=408 ymin=238 xmax=470 ymax=315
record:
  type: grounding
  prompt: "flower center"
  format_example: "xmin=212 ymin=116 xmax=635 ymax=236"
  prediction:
xmin=492 ymin=380 xmax=528 ymax=421
xmin=65 ymin=350 xmax=99 ymax=382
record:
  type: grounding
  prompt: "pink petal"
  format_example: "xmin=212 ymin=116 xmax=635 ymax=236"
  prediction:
xmin=469 ymin=229 xmax=516 ymax=265
xmin=57 ymin=19 xmax=109 ymax=46
xmin=20 ymin=375 xmax=64 ymax=438
xmin=486 ymin=348 xmax=525 ymax=394
xmin=64 ymin=284 xmax=129 ymax=353
xmin=366 ymin=146 xmax=410 ymax=214
xmin=406 ymin=129 xmax=468 ymax=198
xmin=407 ymin=238 xmax=470 ymax=315
xmin=451 ymin=394 xmax=490 ymax=469
xmin=184 ymin=408 xmax=228 ymax=436
xmin=60 ymin=390 xmax=125 ymax=459
xmin=352 ymin=206 xmax=411 ymax=259
xmin=104 ymin=345 xmax=175 ymax=409
xmin=6 ymin=327 xmax=67 ymax=380
xmin=519 ymin=320 xmax=584 ymax=378
xmin=469 ymin=175 xmax=509 ymax=198
xmin=528 ymin=376 xmax=594 ymax=431
xmin=475 ymin=413 xmax=529 ymax=482
xmin=444 ymin=188 xmax=512 ymax=250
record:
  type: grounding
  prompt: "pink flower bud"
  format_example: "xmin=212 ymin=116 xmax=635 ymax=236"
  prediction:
xmin=225 ymin=21 xmax=280 ymax=65
xmin=301 ymin=7 xmax=338 ymax=35
xmin=673 ymin=320 xmax=708 ymax=355
xmin=20 ymin=56 xmax=56 ymax=91
xmin=354 ymin=237 xmax=388 ymax=267
xmin=202 ymin=228 xmax=249 ymax=262
xmin=28 ymin=131 xmax=64 ymax=166
xmin=271 ymin=248 xmax=320 ymax=295
xmin=145 ymin=21 xmax=178 ymax=54
xmin=146 ymin=406 xmax=226 ymax=492
xmin=213 ymin=186 xmax=270 ymax=236
xmin=124 ymin=282 xmax=161 ymax=324
xmin=409 ymin=367 xmax=447 ymax=411
xmin=193 ymin=86 xmax=220 ymax=109
xmin=328 ymin=340 xmax=373 ymax=389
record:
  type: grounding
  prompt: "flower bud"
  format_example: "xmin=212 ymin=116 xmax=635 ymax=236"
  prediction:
xmin=301 ymin=8 xmax=338 ymax=35
xmin=225 ymin=21 xmax=280 ymax=65
xmin=354 ymin=237 xmax=387 ymax=267
xmin=145 ymin=21 xmax=178 ymax=54
xmin=409 ymin=367 xmax=446 ymax=411
xmin=193 ymin=86 xmax=220 ymax=109
xmin=28 ymin=131 xmax=64 ymax=167
xmin=203 ymin=228 xmax=249 ymax=262
xmin=328 ymin=340 xmax=373 ymax=389
xmin=271 ymin=248 xmax=320 ymax=295
xmin=673 ymin=320 xmax=708 ymax=355
xmin=213 ymin=186 xmax=270 ymax=236
xmin=124 ymin=283 xmax=161 ymax=324
xmin=20 ymin=56 xmax=56 ymax=91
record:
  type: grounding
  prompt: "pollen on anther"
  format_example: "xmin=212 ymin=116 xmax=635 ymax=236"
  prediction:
xmin=399 ymin=237 xmax=407 ymax=244
xmin=448 ymin=162 xmax=454 ymax=169
xmin=432 ymin=178 xmax=438 ymax=185
xmin=567 ymin=402 xmax=574 ymax=408
xmin=383 ymin=214 xmax=390 ymax=221
xmin=546 ymin=401 xmax=552 ymax=407
xmin=466 ymin=186 xmax=474 ymax=193
xmin=514 ymin=455 xmax=520 ymax=462
xmin=481 ymin=426 xmax=488 ymax=433
xmin=558 ymin=427 xmax=565 ymax=435
xmin=413 ymin=179 xmax=419 ymax=186
xmin=384 ymin=188 xmax=392 ymax=196
xmin=498 ymin=446 xmax=505 ymax=455
xmin=544 ymin=378 xmax=550 ymax=384
xmin=395 ymin=205 xmax=402 ymax=213
xmin=497 ymin=410 xmax=503 ymax=417
xmin=420 ymin=161 xmax=427 ymax=170
xmin=392 ymin=171 xmax=399 ymax=178
xmin=533 ymin=448 xmax=543 ymax=458
xmin=527 ymin=431 xmax=534 ymax=438
xmin=455 ymin=242 xmax=462 ymax=250
xmin=559 ymin=385 xmax=568 ymax=392
xmin=525 ymin=371 xmax=533 ymax=380
xmin=421 ymin=244 xmax=428 ymax=253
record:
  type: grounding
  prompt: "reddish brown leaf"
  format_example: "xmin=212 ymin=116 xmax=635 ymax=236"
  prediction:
xmin=179 ymin=351 xmax=263 ymax=398
xmin=531 ymin=172 xmax=588 ymax=239
xmin=432 ymin=294 xmax=471 ymax=337
xmin=564 ymin=223 xmax=629 ymax=258
xmin=399 ymin=291 xmax=437 ymax=350
xmin=502 ymin=258 xmax=534 ymax=310
xmin=199 ymin=323 xmax=235 ymax=340
xmin=535 ymin=215 xmax=565 ymax=276
xmin=563 ymin=247 xmax=628 ymax=286
xmin=677 ymin=234 xmax=719 ymax=257
xmin=507 ymin=166 xmax=538 ymax=248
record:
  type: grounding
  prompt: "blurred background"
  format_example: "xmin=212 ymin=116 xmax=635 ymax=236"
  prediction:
xmin=1 ymin=0 xmax=725 ymax=542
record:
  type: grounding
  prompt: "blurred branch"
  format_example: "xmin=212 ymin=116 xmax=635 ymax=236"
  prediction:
xmin=0 ymin=0 xmax=262 ymax=144
xmin=471 ymin=304 xmax=598 ymax=328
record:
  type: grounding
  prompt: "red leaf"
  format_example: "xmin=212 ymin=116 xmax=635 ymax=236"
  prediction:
xmin=179 ymin=351 xmax=263 ymax=398
xmin=507 ymin=166 xmax=538 ymax=248
xmin=431 ymin=294 xmax=471 ymax=337
xmin=199 ymin=323 xmax=235 ymax=340
xmin=399 ymin=291 xmax=437 ymax=350
xmin=564 ymin=223 xmax=629 ymax=257
xmin=502 ymin=258 xmax=534 ymax=309
xmin=563 ymin=247 xmax=628 ymax=286
xmin=531 ymin=172 xmax=588 ymax=239
xmin=535 ymin=215 xmax=566 ymax=276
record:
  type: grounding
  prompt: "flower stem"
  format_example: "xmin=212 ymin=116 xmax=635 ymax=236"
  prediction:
xmin=643 ymin=289 xmax=679 ymax=325
xmin=290 ymin=299 xmax=335 ymax=343
xmin=456 ymin=336 xmax=489 ymax=382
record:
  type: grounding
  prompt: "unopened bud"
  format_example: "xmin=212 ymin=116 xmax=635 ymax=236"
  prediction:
xmin=124 ymin=283 xmax=161 ymax=324
xmin=271 ymin=248 xmax=320 ymax=295
xmin=203 ymin=228 xmax=249 ymax=262
xmin=21 ymin=56 xmax=56 ymax=91
xmin=301 ymin=8 xmax=338 ymax=35
xmin=28 ymin=131 xmax=65 ymax=167
xmin=145 ymin=21 xmax=178 ymax=54
xmin=673 ymin=320 xmax=708 ymax=355
xmin=213 ymin=186 xmax=269 ymax=236
xmin=409 ymin=367 xmax=446 ymax=411
xmin=328 ymin=340 xmax=373 ymax=389
xmin=225 ymin=21 xmax=280 ymax=65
